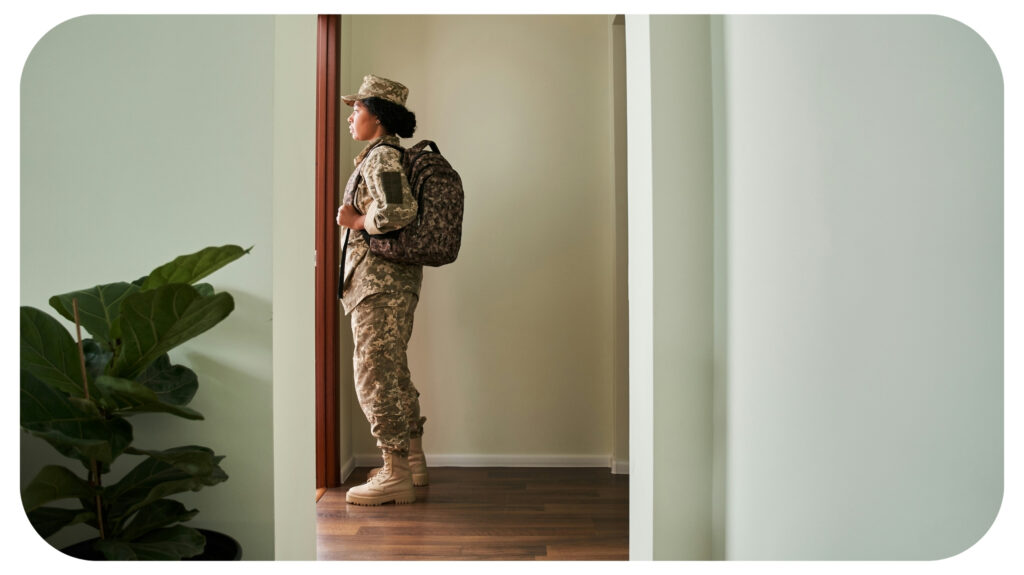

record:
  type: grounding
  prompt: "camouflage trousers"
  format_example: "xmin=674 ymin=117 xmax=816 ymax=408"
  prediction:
xmin=350 ymin=291 xmax=426 ymax=456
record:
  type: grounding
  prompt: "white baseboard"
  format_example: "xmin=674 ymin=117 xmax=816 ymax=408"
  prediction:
xmin=610 ymin=457 xmax=630 ymax=475
xmin=353 ymin=453 xmax=615 ymax=469
xmin=340 ymin=456 xmax=356 ymax=483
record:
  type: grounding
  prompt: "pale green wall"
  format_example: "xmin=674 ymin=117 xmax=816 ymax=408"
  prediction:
xmin=21 ymin=15 xmax=284 ymax=559
xmin=649 ymin=15 xmax=716 ymax=561
xmin=628 ymin=13 xmax=1002 ymax=562
xmin=720 ymin=16 xmax=1003 ymax=559
xmin=338 ymin=15 xmax=618 ymax=466
xmin=271 ymin=15 xmax=317 ymax=560
xmin=626 ymin=15 xmax=717 ymax=561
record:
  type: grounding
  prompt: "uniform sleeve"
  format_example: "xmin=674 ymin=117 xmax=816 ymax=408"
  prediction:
xmin=360 ymin=148 xmax=416 ymax=235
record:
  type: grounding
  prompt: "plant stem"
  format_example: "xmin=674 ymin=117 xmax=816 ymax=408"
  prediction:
xmin=72 ymin=298 xmax=90 ymax=401
xmin=72 ymin=298 xmax=105 ymax=539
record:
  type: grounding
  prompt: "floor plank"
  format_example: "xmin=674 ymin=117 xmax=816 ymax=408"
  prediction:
xmin=316 ymin=466 xmax=628 ymax=561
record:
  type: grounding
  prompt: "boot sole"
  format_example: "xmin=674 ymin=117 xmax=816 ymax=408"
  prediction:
xmin=345 ymin=489 xmax=416 ymax=506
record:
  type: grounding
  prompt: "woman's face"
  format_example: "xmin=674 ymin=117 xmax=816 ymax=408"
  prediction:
xmin=348 ymin=101 xmax=384 ymax=141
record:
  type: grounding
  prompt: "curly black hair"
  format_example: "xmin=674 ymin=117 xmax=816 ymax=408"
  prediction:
xmin=360 ymin=97 xmax=417 ymax=138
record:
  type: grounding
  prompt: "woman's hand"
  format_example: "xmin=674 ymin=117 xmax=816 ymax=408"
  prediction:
xmin=337 ymin=205 xmax=366 ymax=230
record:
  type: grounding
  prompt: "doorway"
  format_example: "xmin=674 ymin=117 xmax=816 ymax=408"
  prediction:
xmin=314 ymin=14 xmax=630 ymax=559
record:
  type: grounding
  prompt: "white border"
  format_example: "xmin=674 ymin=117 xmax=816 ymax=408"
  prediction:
xmin=7 ymin=2 xmax=1019 ymax=574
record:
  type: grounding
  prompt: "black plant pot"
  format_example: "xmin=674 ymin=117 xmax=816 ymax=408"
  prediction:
xmin=60 ymin=528 xmax=242 ymax=561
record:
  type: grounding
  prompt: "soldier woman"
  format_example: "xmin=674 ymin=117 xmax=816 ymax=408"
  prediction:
xmin=336 ymin=74 xmax=429 ymax=505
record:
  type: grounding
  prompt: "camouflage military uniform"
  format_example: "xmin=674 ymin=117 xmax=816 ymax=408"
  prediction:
xmin=341 ymin=134 xmax=425 ymax=456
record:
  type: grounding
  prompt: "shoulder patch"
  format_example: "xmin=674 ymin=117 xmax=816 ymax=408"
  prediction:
xmin=381 ymin=171 xmax=404 ymax=203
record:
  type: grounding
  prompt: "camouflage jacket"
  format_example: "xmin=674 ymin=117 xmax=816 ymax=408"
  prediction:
xmin=340 ymin=134 xmax=423 ymax=314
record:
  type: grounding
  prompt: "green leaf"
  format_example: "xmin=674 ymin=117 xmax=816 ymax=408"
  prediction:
xmin=193 ymin=283 xmax=215 ymax=297
xmin=112 ymin=284 xmax=235 ymax=378
xmin=117 ymin=499 xmax=198 ymax=542
xmin=129 ymin=446 xmax=227 ymax=478
xmin=105 ymin=446 xmax=227 ymax=525
xmin=20 ymin=307 xmax=86 ymax=398
xmin=25 ymin=507 xmax=95 ymax=539
xmin=22 ymin=465 xmax=94 ymax=512
xmin=20 ymin=371 xmax=133 ymax=468
xmin=96 ymin=525 xmax=206 ymax=560
xmin=48 ymin=282 xmax=140 ymax=344
xmin=94 ymin=375 xmax=203 ymax=420
xmin=141 ymin=245 xmax=251 ymax=291
xmin=136 ymin=354 xmax=198 ymax=406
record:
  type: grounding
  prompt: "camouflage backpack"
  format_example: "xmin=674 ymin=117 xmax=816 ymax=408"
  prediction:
xmin=340 ymin=140 xmax=464 ymax=277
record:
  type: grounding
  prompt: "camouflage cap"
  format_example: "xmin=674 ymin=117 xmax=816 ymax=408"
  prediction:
xmin=342 ymin=74 xmax=409 ymax=108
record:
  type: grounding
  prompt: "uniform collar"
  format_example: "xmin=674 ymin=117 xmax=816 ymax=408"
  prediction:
xmin=354 ymin=134 xmax=402 ymax=166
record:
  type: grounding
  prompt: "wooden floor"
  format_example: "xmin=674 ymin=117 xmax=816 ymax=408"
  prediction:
xmin=317 ymin=466 xmax=628 ymax=561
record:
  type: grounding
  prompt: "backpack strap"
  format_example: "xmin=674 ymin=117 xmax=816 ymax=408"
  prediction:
xmin=347 ymin=142 xmax=404 ymax=203
xmin=338 ymin=227 xmax=350 ymax=299
xmin=409 ymin=140 xmax=439 ymax=154
xmin=337 ymin=140 xmax=405 ymax=299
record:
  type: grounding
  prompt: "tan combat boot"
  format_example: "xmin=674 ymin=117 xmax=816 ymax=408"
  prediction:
xmin=368 ymin=436 xmax=429 ymax=486
xmin=346 ymin=451 xmax=416 ymax=506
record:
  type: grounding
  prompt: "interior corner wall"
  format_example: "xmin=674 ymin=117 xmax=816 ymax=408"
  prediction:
xmin=338 ymin=15 xmax=617 ymax=466
xmin=336 ymin=13 xmax=356 ymax=482
xmin=720 ymin=15 xmax=1003 ymax=559
xmin=21 ymin=16 xmax=278 ymax=558
xmin=611 ymin=16 xmax=630 ymax=475
xmin=709 ymin=14 xmax=729 ymax=562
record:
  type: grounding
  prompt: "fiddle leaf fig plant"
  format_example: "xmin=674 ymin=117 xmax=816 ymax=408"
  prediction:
xmin=20 ymin=244 xmax=250 ymax=560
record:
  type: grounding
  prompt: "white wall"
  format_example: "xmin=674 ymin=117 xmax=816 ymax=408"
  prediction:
xmin=338 ymin=15 xmax=620 ymax=467
xmin=20 ymin=15 xmax=304 ymax=559
xmin=625 ymin=14 xmax=655 ymax=561
xmin=719 ymin=15 xmax=1003 ymax=559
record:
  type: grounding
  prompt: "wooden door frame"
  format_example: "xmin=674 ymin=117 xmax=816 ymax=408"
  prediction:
xmin=315 ymin=14 xmax=341 ymax=490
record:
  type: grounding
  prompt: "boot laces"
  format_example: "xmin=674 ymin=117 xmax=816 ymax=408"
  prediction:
xmin=370 ymin=454 xmax=393 ymax=485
